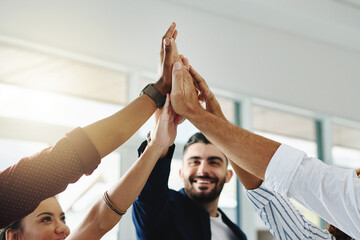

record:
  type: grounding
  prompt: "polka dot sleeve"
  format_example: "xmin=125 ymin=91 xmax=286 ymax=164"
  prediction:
xmin=0 ymin=127 xmax=101 ymax=228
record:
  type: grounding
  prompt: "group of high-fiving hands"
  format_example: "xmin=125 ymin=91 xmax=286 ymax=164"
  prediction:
xmin=150 ymin=22 xmax=227 ymax=153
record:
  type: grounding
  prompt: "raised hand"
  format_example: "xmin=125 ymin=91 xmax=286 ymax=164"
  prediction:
xmin=154 ymin=23 xmax=178 ymax=95
xmin=177 ymin=55 xmax=226 ymax=120
xmin=151 ymin=94 xmax=183 ymax=157
xmin=189 ymin=66 xmax=226 ymax=121
xmin=170 ymin=61 xmax=201 ymax=118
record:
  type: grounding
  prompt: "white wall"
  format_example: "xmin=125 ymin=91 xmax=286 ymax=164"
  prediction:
xmin=0 ymin=0 xmax=359 ymax=122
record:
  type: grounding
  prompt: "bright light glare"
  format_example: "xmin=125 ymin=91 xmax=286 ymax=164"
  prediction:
xmin=0 ymin=83 xmax=121 ymax=127
xmin=333 ymin=146 xmax=360 ymax=169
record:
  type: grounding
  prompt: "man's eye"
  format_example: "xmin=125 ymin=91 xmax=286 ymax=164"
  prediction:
xmin=61 ymin=216 xmax=66 ymax=223
xmin=190 ymin=160 xmax=199 ymax=165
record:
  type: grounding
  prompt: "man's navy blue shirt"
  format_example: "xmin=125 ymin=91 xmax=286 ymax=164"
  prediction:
xmin=132 ymin=141 xmax=247 ymax=240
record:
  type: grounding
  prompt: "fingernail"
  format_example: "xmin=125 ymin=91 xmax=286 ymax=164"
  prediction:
xmin=174 ymin=62 xmax=182 ymax=70
xmin=164 ymin=38 xmax=170 ymax=46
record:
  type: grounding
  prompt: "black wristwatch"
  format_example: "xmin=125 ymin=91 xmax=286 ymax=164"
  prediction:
xmin=140 ymin=83 xmax=166 ymax=109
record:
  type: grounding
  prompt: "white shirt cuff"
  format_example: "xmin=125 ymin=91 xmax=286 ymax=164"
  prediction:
xmin=263 ymin=144 xmax=306 ymax=195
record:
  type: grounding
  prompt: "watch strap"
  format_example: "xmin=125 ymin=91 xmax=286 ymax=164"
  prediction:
xmin=141 ymin=83 xmax=166 ymax=109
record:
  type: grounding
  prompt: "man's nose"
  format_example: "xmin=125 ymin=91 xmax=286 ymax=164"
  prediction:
xmin=196 ymin=161 xmax=209 ymax=175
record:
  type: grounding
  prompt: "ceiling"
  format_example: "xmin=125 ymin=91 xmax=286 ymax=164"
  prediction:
xmin=167 ymin=0 xmax=360 ymax=52
xmin=0 ymin=0 xmax=359 ymax=122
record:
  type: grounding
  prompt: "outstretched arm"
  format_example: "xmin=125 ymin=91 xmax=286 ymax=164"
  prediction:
xmin=170 ymin=58 xmax=360 ymax=238
xmin=68 ymin=94 xmax=181 ymax=240
xmin=0 ymin=23 xmax=179 ymax=230
xmin=185 ymin=63 xmax=334 ymax=239
xmin=83 ymin=23 xmax=178 ymax=158
xmin=170 ymin=60 xmax=280 ymax=180
xmin=170 ymin=56 xmax=280 ymax=180
xmin=185 ymin=63 xmax=264 ymax=189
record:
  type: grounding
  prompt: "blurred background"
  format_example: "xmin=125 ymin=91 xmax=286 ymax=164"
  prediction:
xmin=1 ymin=0 xmax=360 ymax=239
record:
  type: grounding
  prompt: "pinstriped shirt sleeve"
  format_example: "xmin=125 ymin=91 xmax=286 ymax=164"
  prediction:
xmin=264 ymin=144 xmax=360 ymax=239
xmin=245 ymin=186 xmax=335 ymax=240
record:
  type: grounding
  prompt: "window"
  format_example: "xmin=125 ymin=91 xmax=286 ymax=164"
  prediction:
xmin=252 ymin=105 xmax=321 ymax=228
xmin=332 ymin=124 xmax=360 ymax=169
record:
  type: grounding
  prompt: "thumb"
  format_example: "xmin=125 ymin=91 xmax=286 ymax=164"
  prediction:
xmin=162 ymin=93 xmax=171 ymax=114
xmin=171 ymin=62 xmax=183 ymax=96
xmin=162 ymin=38 xmax=173 ymax=78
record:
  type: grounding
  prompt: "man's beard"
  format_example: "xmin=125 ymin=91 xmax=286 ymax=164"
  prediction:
xmin=184 ymin=175 xmax=226 ymax=203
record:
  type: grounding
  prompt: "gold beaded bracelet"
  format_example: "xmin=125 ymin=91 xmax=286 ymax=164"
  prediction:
xmin=103 ymin=191 xmax=126 ymax=216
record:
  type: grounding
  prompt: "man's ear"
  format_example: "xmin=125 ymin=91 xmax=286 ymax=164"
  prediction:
xmin=225 ymin=169 xmax=233 ymax=183
xmin=179 ymin=168 xmax=184 ymax=180
xmin=6 ymin=229 xmax=20 ymax=240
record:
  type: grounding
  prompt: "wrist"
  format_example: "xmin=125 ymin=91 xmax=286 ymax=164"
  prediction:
xmin=147 ymin=141 xmax=169 ymax=158
xmin=154 ymin=79 xmax=170 ymax=95
xmin=140 ymin=83 xmax=166 ymax=109
xmin=217 ymin=111 xmax=227 ymax=121
xmin=186 ymin=106 xmax=207 ymax=123
xmin=182 ymin=103 xmax=203 ymax=120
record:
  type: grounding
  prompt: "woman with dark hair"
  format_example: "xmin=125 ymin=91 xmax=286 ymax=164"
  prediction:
xmin=0 ymin=94 xmax=183 ymax=240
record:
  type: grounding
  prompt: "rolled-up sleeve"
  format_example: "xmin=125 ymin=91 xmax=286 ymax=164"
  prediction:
xmin=263 ymin=143 xmax=360 ymax=239
xmin=0 ymin=127 xmax=101 ymax=228
xmin=263 ymin=144 xmax=305 ymax=195
xmin=66 ymin=127 xmax=101 ymax=175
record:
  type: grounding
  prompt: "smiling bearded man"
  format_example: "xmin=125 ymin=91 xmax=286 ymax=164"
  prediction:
xmin=132 ymin=132 xmax=247 ymax=240
xmin=181 ymin=134 xmax=230 ymax=205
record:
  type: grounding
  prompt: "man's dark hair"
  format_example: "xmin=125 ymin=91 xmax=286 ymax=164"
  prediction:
xmin=183 ymin=132 xmax=228 ymax=165
xmin=183 ymin=132 xmax=210 ymax=153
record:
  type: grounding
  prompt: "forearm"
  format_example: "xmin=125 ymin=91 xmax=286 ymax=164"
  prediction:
xmin=229 ymin=160 xmax=262 ymax=190
xmin=83 ymin=22 xmax=178 ymax=158
xmin=71 ymin=143 xmax=165 ymax=239
xmin=136 ymin=141 xmax=174 ymax=200
xmin=83 ymin=94 xmax=157 ymax=158
xmin=107 ymin=142 xmax=164 ymax=212
xmin=187 ymin=108 xmax=280 ymax=180
xmin=67 ymin=199 xmax=119 ymax=240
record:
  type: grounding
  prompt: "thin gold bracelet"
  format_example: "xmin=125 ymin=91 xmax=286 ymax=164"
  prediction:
xmin=103 ymin=191 xmax=126 ymax=216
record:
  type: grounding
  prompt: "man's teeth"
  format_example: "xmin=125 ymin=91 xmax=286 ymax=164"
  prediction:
xmin=196 ymin=179 xmax=212 ymax=184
